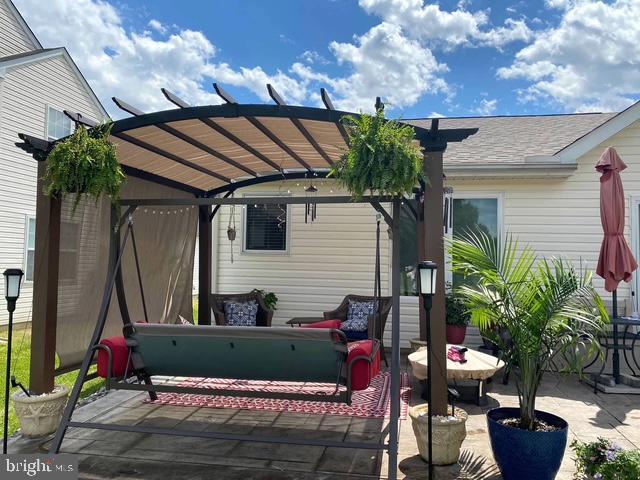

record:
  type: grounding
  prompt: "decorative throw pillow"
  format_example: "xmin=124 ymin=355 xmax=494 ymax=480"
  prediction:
xmin=341 ymin=300 xmax=376 ymax=332
xmin=224 ymin=300 xmax=258 ymax=326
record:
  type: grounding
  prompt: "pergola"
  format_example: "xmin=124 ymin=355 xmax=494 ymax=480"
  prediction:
xmin=17 ymin=83 xmax=476 ymax=478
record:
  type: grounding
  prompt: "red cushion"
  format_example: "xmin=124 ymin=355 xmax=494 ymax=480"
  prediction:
xmin=301 ymin=319 xmax=342 ymax=329
xmin=97 ymin=336 xmax=130 ymax=379
xmin=347 ymin=340 xmax=381 ymax=391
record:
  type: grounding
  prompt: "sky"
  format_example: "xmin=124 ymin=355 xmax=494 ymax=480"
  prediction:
xmin=13 ymin=0 xmax=640 ymax=119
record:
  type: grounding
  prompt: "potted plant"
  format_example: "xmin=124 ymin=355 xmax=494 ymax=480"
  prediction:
xmin=445 ymin=288 xmax=470 ymax=344
xmin=12 ymin=386 xmax=70 ymax=438
xmin=44 ymin=123 xmax=125 ymax=213
xmin=329 ymin=107 xmax=424 ymax=200
xmin=572 ymin=437 xmax=640 ymax=479
xmin=251 ymin=289 xmax=278 ymax=310
xmin=450 ymin=232 xmax=606 ymax=480
xmin=409 ymin=404 xmax=468 ymax=465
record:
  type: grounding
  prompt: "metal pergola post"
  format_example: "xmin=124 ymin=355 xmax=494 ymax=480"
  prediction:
xmin=198 ymin=204 xmax=212 ymax=325
xmin=387 ymin=198 xmax=401 ymax=480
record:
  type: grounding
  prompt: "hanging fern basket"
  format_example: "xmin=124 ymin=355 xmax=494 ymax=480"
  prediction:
xmin=328 ymin=108 xmax=424 ymax=199
xmin=44 ymin=123 xmax=125 ymax=213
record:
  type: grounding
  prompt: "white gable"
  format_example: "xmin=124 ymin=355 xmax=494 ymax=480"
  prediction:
xmin=0 ymin=0 xmax=41 ymax=57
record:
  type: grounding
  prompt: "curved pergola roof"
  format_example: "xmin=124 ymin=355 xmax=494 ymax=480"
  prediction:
xmin=17 ymin=84 xmax=477 ymax=197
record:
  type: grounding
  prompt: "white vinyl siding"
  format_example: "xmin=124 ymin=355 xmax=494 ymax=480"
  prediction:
xmin=0 ymin=53 xmax=105 ymax=325
xmin=0 ymin=0 xmax=39 ymax=57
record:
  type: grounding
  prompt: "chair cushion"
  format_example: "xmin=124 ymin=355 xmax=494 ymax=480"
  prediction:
xmin=302 ymin=319 xmax=342 ymax=329
xmin=344 ymin=330 xmax=369 ymax=341
xmin=97 ymin=336 xmax=130 ymax=379
xmin=341 ymin=300 xmax=375 ymax=331
xmin=224 ymin=300 xmax=258 ymax=326
xmin=347 ymin=340 xmax=381 ymax=390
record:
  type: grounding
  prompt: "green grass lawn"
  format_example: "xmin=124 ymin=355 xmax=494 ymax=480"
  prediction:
xmin=0 ymin=327 xmax=104 ymax=438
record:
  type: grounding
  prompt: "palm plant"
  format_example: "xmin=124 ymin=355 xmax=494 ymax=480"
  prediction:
xmin=449 ymin=231 xmax=607 ymax=431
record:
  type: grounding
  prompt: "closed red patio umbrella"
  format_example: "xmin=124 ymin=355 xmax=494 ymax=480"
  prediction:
xmin=595 ymin=146 xmax=638 ymax=383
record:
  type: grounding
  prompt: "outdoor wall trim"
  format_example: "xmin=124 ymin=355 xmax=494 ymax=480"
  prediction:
xmin=553 ymin=100 xmax=640 ymax=163
xmin=444 ymin=162 xmax=577 ymax=179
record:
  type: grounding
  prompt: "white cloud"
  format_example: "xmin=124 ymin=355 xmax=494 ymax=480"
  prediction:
xmin=473 ymin=98 xmax=498 ymax=116
xmin=147 ymin=19 xmax=167 ymax=35
xmin=13 ymin=0 xmax=312 ymax=117
xmin=321 ymin=22 xmax=449 ymax=112
xmin=298 ymin=50 xmax=329 ymax=65
xmin=498 ymin=0 xmax=640 ymax=112
xmin=15 ymin=0 xmax=455 ymax=116
xmin=358 ymin=0 xmax=532 ymax=47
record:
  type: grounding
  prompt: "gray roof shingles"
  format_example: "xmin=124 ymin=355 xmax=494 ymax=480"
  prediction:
xmin=406 ymin=113 xmax=616 ymax=165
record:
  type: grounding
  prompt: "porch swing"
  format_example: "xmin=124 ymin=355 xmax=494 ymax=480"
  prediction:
xmin=51 ymin=202 xmax=382 ymax=454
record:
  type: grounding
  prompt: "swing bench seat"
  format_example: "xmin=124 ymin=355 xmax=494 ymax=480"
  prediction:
xmin=97 ymin=324 xmax=381 ymax=404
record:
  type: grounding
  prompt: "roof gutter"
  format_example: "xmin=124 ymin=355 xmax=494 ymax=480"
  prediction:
xmin=444 ymin=161 xmax=577 ymax=179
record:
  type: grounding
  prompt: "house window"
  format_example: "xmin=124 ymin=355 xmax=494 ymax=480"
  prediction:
xmin=47 ymin=106 xmax=74 ymax=140
xmin=244 ymin=203 xmax=288 ymax=252
xmin=24 ymin=216 xmax=36 ymax=281
xmin=450 ymin=197 xmax=499 ymax=288
xmin=397 ymin=195 xmax=501 ymax=295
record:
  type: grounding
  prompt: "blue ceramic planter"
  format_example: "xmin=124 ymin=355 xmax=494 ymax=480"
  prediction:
xmin=487 ymin=407 xmax=568 ymax=480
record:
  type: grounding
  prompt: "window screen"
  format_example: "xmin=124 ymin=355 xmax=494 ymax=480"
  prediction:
xmin=244 ymin=203 xmax=288 ymax=251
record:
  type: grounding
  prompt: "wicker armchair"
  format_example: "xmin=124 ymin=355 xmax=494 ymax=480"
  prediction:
xmin=210 ymin=291 xmax=274 ymax=327
xmin=323 ymin=294 xmax=392 ymax=364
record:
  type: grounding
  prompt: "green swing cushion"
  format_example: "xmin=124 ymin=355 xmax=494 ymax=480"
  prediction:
xmin=128 ymin=324 xmax=348 ymax=384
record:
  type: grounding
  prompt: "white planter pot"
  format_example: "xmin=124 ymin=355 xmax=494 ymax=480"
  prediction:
xmin=12 ymin=386 xmax=69 ymax=438
xmin=409 ymin=403 xmax=468 ymax=465
xmin=409 ymin=338 xmax=427 ymax=353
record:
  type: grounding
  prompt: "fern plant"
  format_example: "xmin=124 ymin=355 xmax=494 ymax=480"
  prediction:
xmin=44 ymin=122 xmax=125 ymax=213
xmin=329 ymin=108 xmax=424 ymax=199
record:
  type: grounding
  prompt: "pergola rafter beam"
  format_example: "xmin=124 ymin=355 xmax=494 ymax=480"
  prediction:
xmin=213 ymin=83 xmax=238 ymax=104
xmin=320 ymin=88 xmax=350 ymax=146
xmin=267 ymin=84 xmax=334 ymax=167
xmin=213 ymin=83 xmax=313 ymax=171
xmin=20 ymin=127 xmax=206 ymax=196
xmin=112 ymin=97 xmax=259 ymax=178
xmin=162 ymin=88 xmax=283 ymax=173
xmin=66 ymin=109 xmax=230 ymax=183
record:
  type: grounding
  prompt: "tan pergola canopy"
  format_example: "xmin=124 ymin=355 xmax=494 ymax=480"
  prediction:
xmin=18 ymin=84 xmax=477 ymax=198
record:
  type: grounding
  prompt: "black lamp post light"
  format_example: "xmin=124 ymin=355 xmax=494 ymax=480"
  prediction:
xmin=3 ymin=268 xmax=24 ymax=454
xmin=418 ymin=260 xmax=437 ymax=478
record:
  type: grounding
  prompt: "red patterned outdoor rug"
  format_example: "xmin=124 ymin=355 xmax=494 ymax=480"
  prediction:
xmin=146 ymin=372 xmax=411 ymax=419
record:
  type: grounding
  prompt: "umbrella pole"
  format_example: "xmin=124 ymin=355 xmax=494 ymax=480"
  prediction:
xmin=612 ymin=289 xmax=621 ymax=384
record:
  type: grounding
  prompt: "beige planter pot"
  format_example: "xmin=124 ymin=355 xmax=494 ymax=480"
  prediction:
xmin=409 ymin=404 xmax=468 ymax=465
xmin=12 ymin=386 xmax=69 ymax=438
xmin=409 ymin=338 xmax=427 ymax=353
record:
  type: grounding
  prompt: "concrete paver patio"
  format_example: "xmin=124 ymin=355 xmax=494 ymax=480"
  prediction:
xmin=9 ymin=358 xmax=640 ymax=479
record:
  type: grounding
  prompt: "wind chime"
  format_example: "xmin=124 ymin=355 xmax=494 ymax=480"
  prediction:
xmin=443 ymin=186 xmax=453 ymax=233
xmin=304 ymin=182 xmax=318 ymax=224
xmin=227 ymin=193 xmax=237 ymax=263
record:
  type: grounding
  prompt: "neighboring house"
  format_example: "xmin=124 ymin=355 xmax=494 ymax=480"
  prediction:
xmin=209 ymin=105 xmax=640 ymax=347
xmin=0 ymin=0 xmax=107 ymax=325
